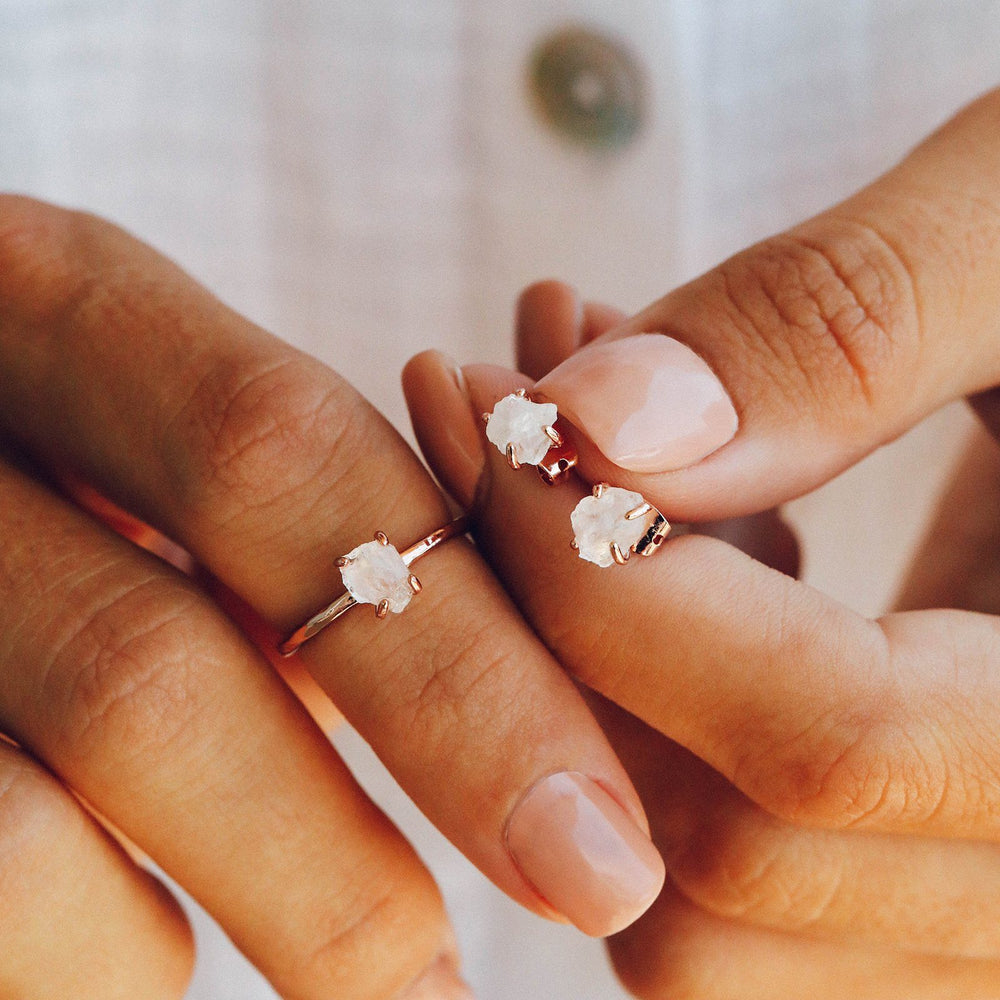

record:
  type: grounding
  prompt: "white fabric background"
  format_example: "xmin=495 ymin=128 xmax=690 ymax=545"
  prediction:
xmin=2 ymin=2 xmax=999 ymax=996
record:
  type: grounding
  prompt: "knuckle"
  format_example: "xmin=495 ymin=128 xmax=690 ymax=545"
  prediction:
xmin=715 ymin=219 xmax=919 ymax=424
xmin=0 ymin=196 xmax=157 ymax=368
xmin=296 ymin=867 xmax=446 ymax=999
xmin=37 ymin=570 xmax=207 ymax=774
xmin=669 ymin=808 xmax=842 ymax=929
xmin=742 ymin=710 xmax=924 ymax=831
xmin=172 ymin=353 xmax=370 ymax=539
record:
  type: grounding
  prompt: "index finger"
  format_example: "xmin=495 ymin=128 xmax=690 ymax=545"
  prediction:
xmin=0 ymin=196 xmax=664 ymax=936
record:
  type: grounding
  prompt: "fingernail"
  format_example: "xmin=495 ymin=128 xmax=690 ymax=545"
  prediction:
xmin=506 ymin=771 xmax=665 ymax=938
xmin=535 ymin=333 xmax=738 ymax=472
xmin=397 ymin=954 xmax=476 ymax=999
xmin=402 ymin=350 xmax=485 ymax=509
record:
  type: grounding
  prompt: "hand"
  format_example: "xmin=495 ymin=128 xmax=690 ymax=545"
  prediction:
xmin=0 ymin=196 xmax=667 ymax=999
xmin=404 ymin=87 xmax=1000 ymax=998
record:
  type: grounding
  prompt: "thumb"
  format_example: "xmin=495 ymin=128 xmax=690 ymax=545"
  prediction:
xmin=533 ymin=89 xmax=1000 ymax=519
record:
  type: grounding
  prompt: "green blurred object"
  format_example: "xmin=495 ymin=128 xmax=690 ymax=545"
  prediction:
xmin=529 ymin=25 xmax=646 ymax=150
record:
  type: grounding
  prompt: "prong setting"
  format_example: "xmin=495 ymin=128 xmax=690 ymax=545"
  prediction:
xmin=484 ymin=391 xmax=563 ymax=470
xmin=570 ymin=485 xmax=669 ymax=568
xmin=408 ymin=574 xmax=422 ymax=593
xmin=610 ymin=542 xmax=629 ymax=565
xmin=338 ymin=535 xmax=417 ymax=616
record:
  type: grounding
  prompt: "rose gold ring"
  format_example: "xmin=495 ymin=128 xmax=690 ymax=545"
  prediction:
xmin=279 ymin=515 xmax=469 ymax=657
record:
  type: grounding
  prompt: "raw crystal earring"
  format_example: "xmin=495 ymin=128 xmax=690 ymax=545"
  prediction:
xmin=482 ymin=389 xmax=578 ymax=485
xmin=570 ymin=483 xmax=669 ymax=567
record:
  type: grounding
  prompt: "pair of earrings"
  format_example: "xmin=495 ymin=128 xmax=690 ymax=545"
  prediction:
xmin=482 ymin=389 xmax=670 ymax=568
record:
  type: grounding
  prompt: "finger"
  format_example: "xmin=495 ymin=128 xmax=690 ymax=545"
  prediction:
xmin=521 ymin=89 xmax=1000 ymax=520
xmin=61 ymin=477 xmax=343 ymax=730
xmin=895 ymin=425 xmax=1000 ymax=615
xmin=407 ymin=357 xmax=1000 ymax=842
xmin=581 ymin=301 xmax=630 ymax=345
xmin=0 ymin=196 xmax=662 ymax=937
xmin=0 ymin=460 xmax=466 ymax=999
xmin=696 ymin=510 xmax=801 ymax=579
xmin=515 ymin=279 xmax=627 ymax=381
xmin=607 ymin=879 xmax=1000 ymax=1000
xmin=515 ymin=280 xmax=583 ymax=380
xmin=591 ymin=694 xmax=1000 ymax=959
xmin=512 ymin=282 xmax=803 ymax=587
xmin=0 ymin=740 xmax=192 ymax=998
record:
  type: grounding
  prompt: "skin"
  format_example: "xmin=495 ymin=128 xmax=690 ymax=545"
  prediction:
xmin=0 ymin=196 xmax=665 ymax=997
xmin=6 ymin=81 xmax=1000 ymax=999
xmin=404 ymin=87 xmax=1000 ymax=998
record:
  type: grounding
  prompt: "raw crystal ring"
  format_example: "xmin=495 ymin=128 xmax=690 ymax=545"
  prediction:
xmin=570 ymin=484 xmax=670 ymax=567
xmin=482 ymin=389 xmax=578 ymax=485
xmin=278 ymin=515 xmax=469 ymax=656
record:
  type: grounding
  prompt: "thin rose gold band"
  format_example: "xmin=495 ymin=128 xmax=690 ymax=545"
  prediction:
xmin=278 ymin=514 xmax=469 ymax=657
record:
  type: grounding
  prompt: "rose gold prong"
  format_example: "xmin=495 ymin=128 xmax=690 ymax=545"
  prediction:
xmin=376 ymin=599 xmax=389 ymax=619
xmin=593 ymin=482 xmax=607 ymax=498
xmin=570 ymin=538 xmax=579 ymax=550
xmin=611 ymin=542 xmax=629 ymax=565
xmin=625 ymin=502 xmax=652 ymax=521
xmin=481 ymin=411 xmax=491 ymax=424
xmin=543 ymin=425 xmax=562 ymax=446
xmin=506 ymin=443 xmax=520 ymax=469
xmin=335 ymin=556 xmax=350 ymax=567
xmin=515 ymin=387 xmax=528 ymax=398
xmin=375 ymin=531 xmax=389 ymax=546
xmin=408 ymin=574 xmax=422 ymax=594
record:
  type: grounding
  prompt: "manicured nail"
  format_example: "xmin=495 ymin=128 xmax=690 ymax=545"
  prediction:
xmin=506 ymin=771 xmax=665 ymax=938
xmin=397 ymin=954 xmax=476 ymax=999
xmin=535 ymin=334 xmax=738 ymax=472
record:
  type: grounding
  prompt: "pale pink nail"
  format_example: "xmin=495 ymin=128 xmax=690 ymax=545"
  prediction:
xmin=397 ymin=954 xmax=476 ymax=999
xmin=506 ymin=772 xmax=665 ymax=938
xmin=535 ymin=333 xmax=738 ymax=472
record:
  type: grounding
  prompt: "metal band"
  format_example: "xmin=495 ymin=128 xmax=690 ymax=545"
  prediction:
xmin=279 ymin=514 xmax=469 ymax=656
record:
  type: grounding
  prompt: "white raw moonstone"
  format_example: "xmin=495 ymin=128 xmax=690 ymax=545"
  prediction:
xmin=340 ymin=540 xmax=414 ymax=613
xmin=571 ymin=487 xmax=649 ymax=568
xmin=486 ymin=394 xmax=558 ymax=466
